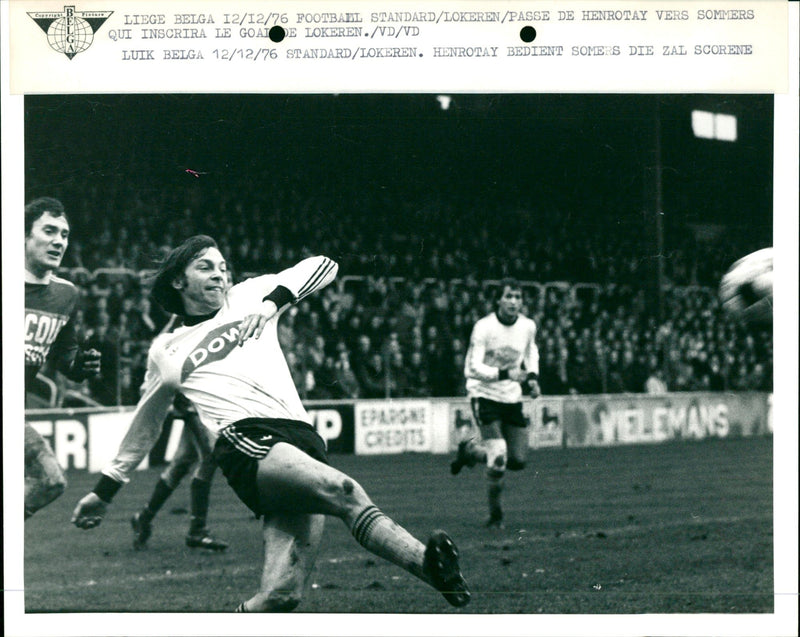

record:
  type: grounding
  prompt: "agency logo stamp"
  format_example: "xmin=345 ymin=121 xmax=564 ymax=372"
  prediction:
xmin=28 ymin=5 xmax=113 ymax=59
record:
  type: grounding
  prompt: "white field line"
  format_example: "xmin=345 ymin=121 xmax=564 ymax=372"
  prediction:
xmin=23 ymin=513 xmax=768 ymax=593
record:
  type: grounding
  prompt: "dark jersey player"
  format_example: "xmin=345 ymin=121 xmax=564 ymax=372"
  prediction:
xmin=25 ymin=197 xmax=101 ymax=519
xmin=72 ymin=235 xmax=469 ymax=612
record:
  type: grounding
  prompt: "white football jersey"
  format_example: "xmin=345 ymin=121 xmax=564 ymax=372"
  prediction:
xmin=464 ymin=312 xmax=539 ymax=403
xmin=102 ymin=256 xmax=337 ymax=484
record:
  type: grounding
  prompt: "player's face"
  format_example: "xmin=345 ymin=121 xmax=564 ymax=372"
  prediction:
xmin=497 ymin=286 xmax=522 ymax=321
xmin=175 ymin=247 xmax=229 ymax=315
xmin=25 ymin=212 xmax=70 ymax=277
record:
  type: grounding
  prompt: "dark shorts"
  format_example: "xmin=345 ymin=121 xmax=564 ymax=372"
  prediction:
xmin=471 ymin=397 xmax=527 ymax=429
xmin=213 ymin=417 xmax=329 ymax=517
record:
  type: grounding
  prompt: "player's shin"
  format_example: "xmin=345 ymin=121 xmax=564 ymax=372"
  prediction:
xmin=141 ymin=478 xmax=175 ymax=522
xmin=349 ymin=505 xmax=428 ymax=579
xmin=484 ymin=438 xmax=507 ymax=526
xmin=486 ymin=467 xmax=505 ymax=524
xmin=189 ymin=477 xmax=211 ymax=533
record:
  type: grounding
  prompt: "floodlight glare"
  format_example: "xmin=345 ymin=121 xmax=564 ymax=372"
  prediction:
xmin=692 ymin=110 xmax=714 ymax=139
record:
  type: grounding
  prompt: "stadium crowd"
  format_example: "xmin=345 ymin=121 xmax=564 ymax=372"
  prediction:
xmin=30 ymin=176 xmax=772 ymax=408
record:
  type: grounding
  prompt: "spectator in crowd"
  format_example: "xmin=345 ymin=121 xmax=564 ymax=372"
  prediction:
xmin=106 ymin=280 xmax=128 ymax=323
xmin=333 ymin=351 xmax=361 ymax=398
xmin=645 ymin=362 xmax=668 ymax=395
xmin=360 ymin=352 xmax=388 ymax=399
xmin=404 ymin=350 xmax=430 ymax=398
xmin=285 ymin=350 xmax=311 ymax=400
xmin=350 ymin=334 xmax=374 ymax=391
xmin=128 ymin=296 xmax=160 ymax=340
xmin=309 ymin=356 xmax=338 ymax=400
xmin=36 ymin=171 xmax=772 ymax=404
xmin=605 ymin=350 xmax=628 ymax=394
xmin=84 ymin=311 xmax=119 ymax=405
xmin=566 ymin=350 xmax=602 ymax=395
xmin=387 ymin=351 xmax=408 ymax=398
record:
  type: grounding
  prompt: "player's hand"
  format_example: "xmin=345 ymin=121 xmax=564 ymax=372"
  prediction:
xmin=75 ymin=348 xmax=102 ymax=377
xmin=237 ymin=300 xmax=278 ymax=346
xmin=71 ymin=492 xmax=108 ymax=530
xmin=507 ymin=368 xmax=527 ymax=383
xmin=528 ymin=379 xmax=541 ymax=399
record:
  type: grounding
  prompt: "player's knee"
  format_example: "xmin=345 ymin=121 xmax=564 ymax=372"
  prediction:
xmin=507 ymin=457 xmax=526 ymax=471
xmin=29 ymin=473 xmax=66 ymax=511
xmin=164 ymin=461 xmax=192 ymax=485
xmin=195 ymin=456 xmax=217 ymax=482
xmin=47 ymin=471 xmax=67 ymax=499
xmin=484 ymin=438 xmax=507 ymax=473
xmin=44 ymin=463 xmax=67 ymax=494
xmin=41 ymin=481 xmax=66 ymax=504
xmin=486 ymin=467 xmax=505 ymax=482
xmin=321 ymin=473 xmax=370 ymax=516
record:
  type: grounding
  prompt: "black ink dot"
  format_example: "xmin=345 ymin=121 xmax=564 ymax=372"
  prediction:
xmin=520 ymin=26 xmax=536 ymax=43
xmin=269 ymin=26 xmax=285 ymax=43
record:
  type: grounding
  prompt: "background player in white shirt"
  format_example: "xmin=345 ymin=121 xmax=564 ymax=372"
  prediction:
xmin=450 ymin=278 xmax=541 ymax=528
xmin=72 ymin=235 xmax=469 ymax=611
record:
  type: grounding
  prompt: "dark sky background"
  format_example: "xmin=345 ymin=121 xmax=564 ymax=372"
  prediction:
xmin=25 ymin=93 xmax=773 ymax=243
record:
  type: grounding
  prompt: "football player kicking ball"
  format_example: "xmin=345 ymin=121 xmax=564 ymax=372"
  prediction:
xmin=72 ymin=235 xmax=469 ymax=612
xmin=450 ymin=278 xmax=540 ymax=529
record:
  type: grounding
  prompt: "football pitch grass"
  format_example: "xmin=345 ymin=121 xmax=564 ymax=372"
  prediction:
xmin=24 ymin=436 xmax=773 ymax=614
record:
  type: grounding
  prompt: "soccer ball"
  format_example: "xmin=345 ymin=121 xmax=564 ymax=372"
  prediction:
xmin=719 ymin=248 xmax=773 ymax=324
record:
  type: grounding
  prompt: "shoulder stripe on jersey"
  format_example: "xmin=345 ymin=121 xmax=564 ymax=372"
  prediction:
xmin=49 ymin=275 xmax=76 ymax=288
xmin=296 ymin=257 xmax=335 ymax=300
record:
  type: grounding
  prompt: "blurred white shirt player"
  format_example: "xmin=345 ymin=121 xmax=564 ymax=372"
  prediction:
xmin=451 ymin=278 xmax=541 ymax=528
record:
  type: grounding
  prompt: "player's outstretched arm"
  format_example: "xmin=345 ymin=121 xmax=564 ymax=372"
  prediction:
xmin=237 ymin=256 xmax=338 ymax=345
xmin=72 ymin=362 xmax=176 ymax=529
xmin=274 ymin=255 xmax=338 ymax=304
xmin=71 ymin=492 xmax=108 ymax=530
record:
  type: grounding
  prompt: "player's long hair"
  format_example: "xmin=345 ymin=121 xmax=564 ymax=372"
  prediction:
xmin=150 ymin=234 xmax=219 ymax=315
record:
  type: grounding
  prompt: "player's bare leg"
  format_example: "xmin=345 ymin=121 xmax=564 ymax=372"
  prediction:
xmin=24 ymin=423 xmax=67 ymax=520
xmin=184 ymin=423 xmax=228 ymax=550
xmin=185 ymin=454 xmax=228 ymax=551
xmin=473 ymin=421 xmax=506 ymax=528
xmin=450 ymin=411 xmax=480 ymax=474
xmin=252 ymin=442 xmax=470 ymax=608
xmin=131 ymin=431 xmax=196 ymax=549
xmin=450 ymin=420 xmax=493 ymax=475
xmin=502 ymin=422 xmax=529 ymax=471
xmin=450 ymin=436 xmax=482 ymax=475
xmin=236 ymin=512 xmax=325 ymax=612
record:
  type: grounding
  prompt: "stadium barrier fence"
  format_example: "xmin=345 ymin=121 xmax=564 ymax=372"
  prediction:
xmin=24 ymin=392 xmax=771 ymax=473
